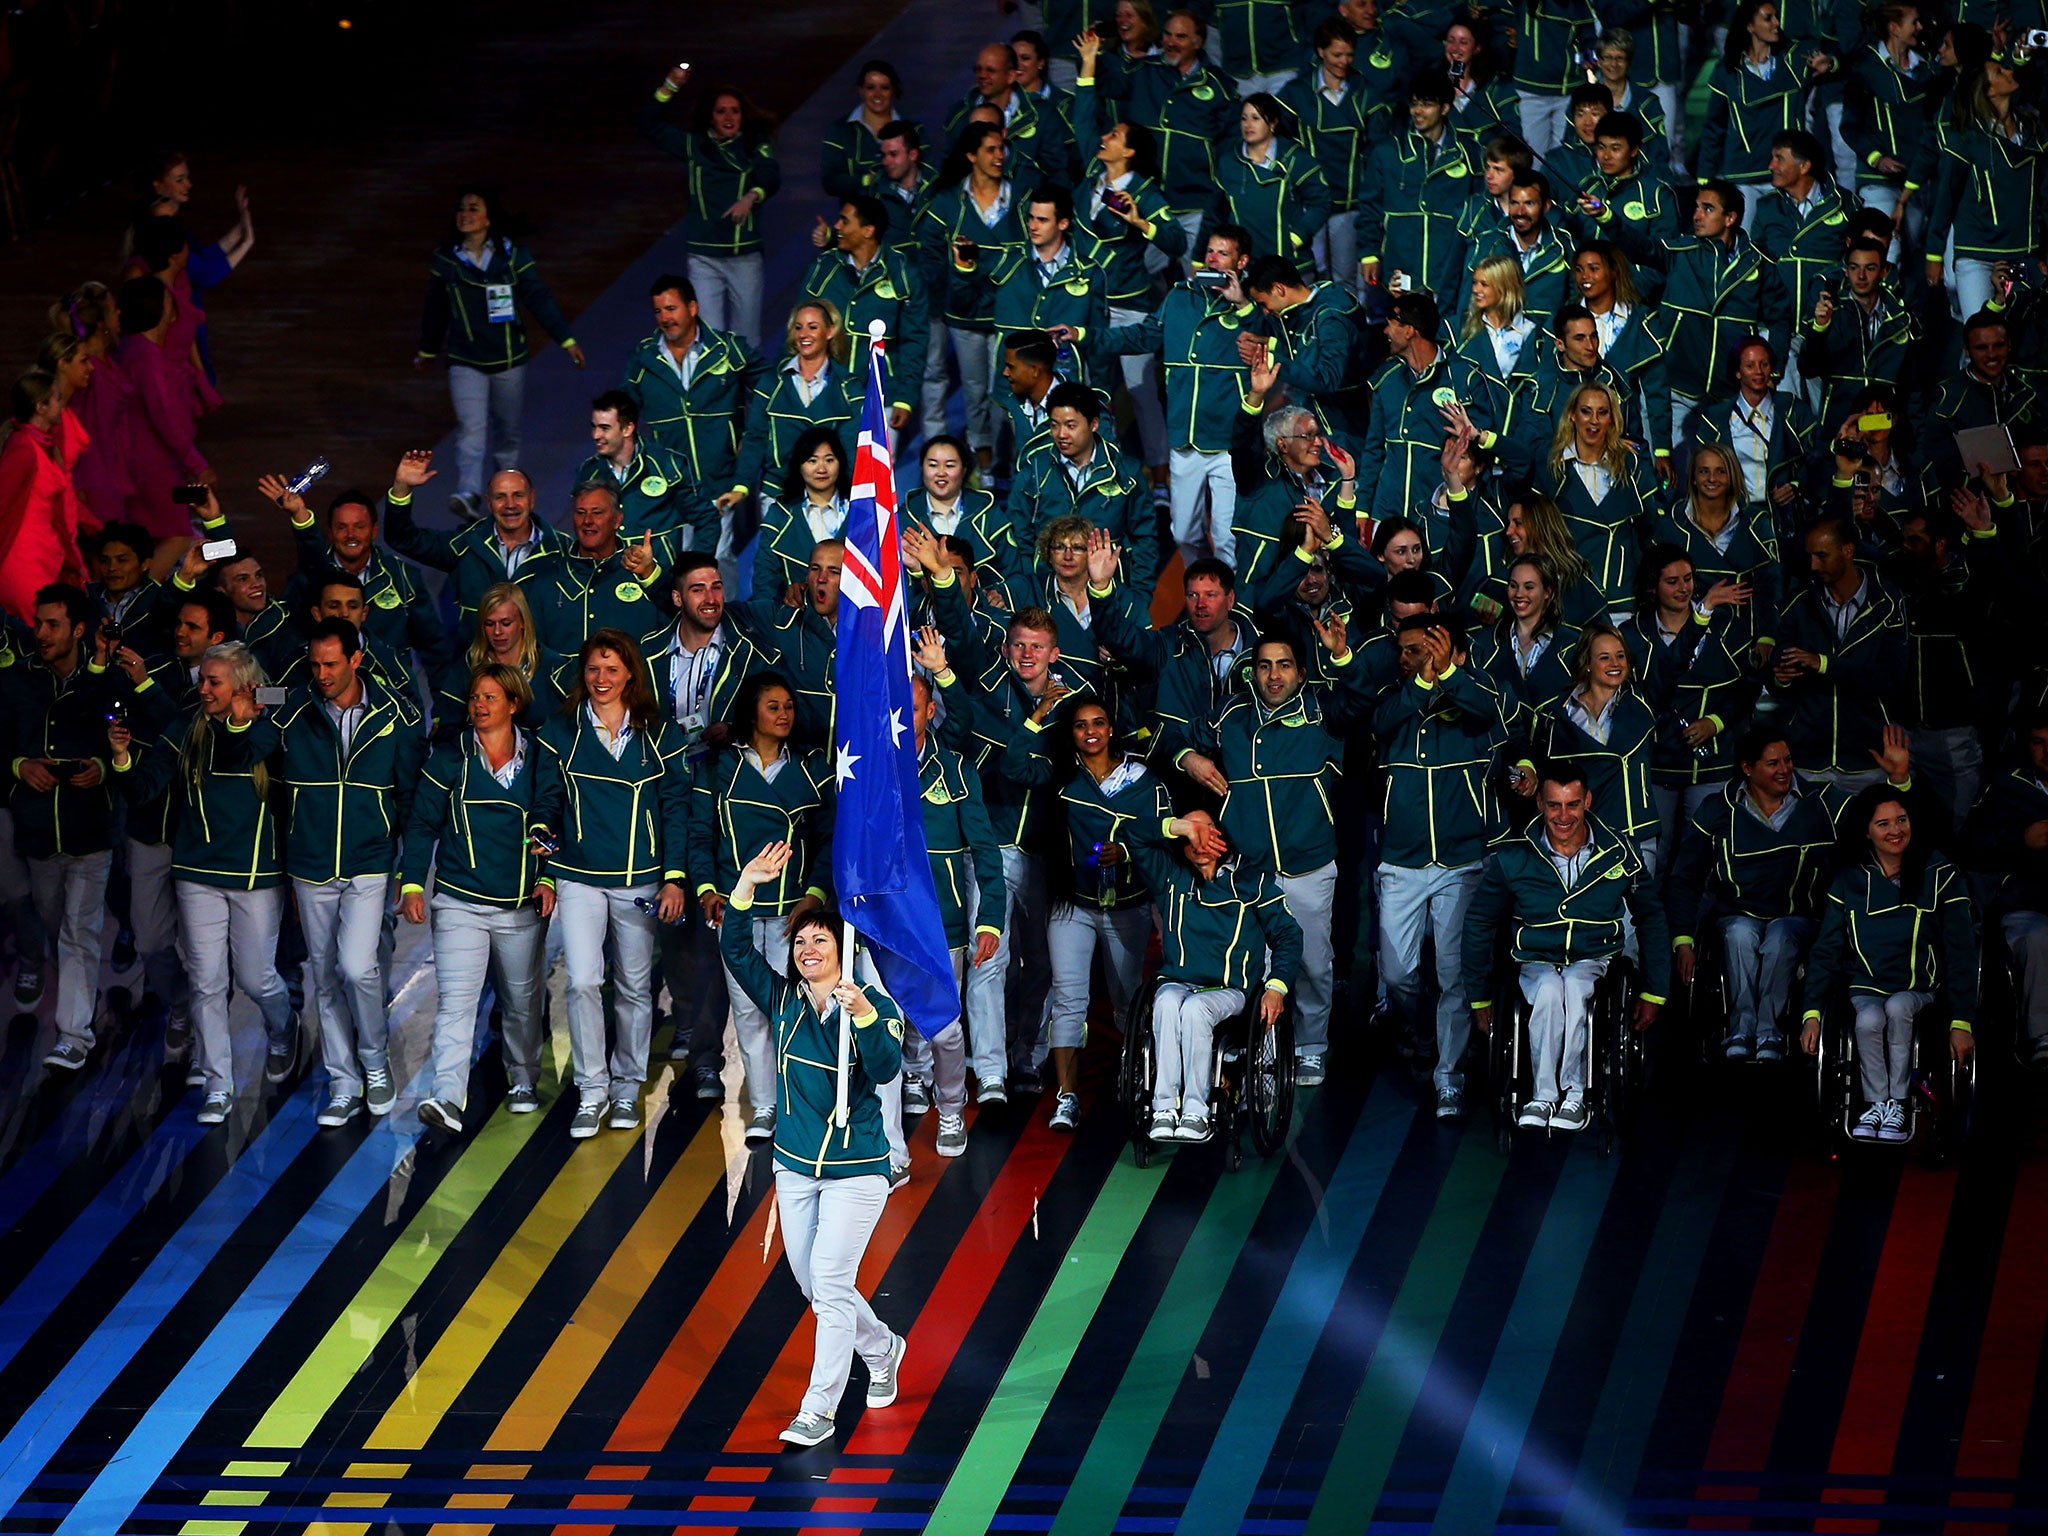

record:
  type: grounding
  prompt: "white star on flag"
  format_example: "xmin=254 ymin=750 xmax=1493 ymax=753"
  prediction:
xmin=836 ymin=743 xmax=861 ymax=788
xmin=888 ymin=709 xmax=906 ymax=747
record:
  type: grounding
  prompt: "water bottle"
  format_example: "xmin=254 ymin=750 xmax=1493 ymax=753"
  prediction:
xmin=285 ymin=457 xmax=331 ymax=498
xmin=633 ymin=895 xmax=682 ymax=924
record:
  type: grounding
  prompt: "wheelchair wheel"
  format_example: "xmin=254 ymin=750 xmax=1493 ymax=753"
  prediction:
xmin=1490 ymin=984 xmax=1529 ymax=1153
xmin=1594 ymin=960 xmax=1640 ymax=1155
xmin=1244 ymin=999 xmax=1295 ymax=1158
xmin=1818 ymin=1000 xmax=1860 ymax=1143
xmin=1118 ymin=978 xmax=1163 ymax=1166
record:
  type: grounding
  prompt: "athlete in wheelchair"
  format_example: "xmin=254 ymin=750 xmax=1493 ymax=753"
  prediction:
xmin=1463 ymin=761 xmax=1669 ymax=1137
xmin=1798 ymin=780 xmax=1978 ymax=1145
xmin=1120 ymin=811 xmax=1302 ymax=1160
xmin=1669 ymin=726 xmax=1915 ymax=1062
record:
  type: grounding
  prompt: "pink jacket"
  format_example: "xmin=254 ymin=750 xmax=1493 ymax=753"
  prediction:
xmin=116 ymin=332 xmax=209 ymax=539
xmin=0 ymin=420 xmax=91 ymax=624
xmin=69 ymin=352 xmax=134 ymax=529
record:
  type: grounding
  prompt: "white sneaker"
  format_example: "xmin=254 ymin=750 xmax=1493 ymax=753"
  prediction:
xmin=936 ymin=1113 xmax=967 ymax=1157
xmin=866 ymin=1332 xmax=907 ymax=1408
xmin=1049 ymin=1092 xmax=1079 ymax=1132
xmin=1876 ymin=1099 xmax=1910 ymax=1143
xmin=1851 ymin=1103 xmax=1885 ymax=1141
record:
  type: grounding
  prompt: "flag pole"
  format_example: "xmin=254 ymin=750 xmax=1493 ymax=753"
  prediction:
xmin=835 ymin=317 xmax=891 ymax=1134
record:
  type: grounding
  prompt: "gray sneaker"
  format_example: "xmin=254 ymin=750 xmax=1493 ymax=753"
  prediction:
xmin=1435 ymin=1086 xmax=1465 ymax=1120
xmin=364 ymin=1068 xmax=396 ymax=1116
xmin=570 ymin=1102 xmax=603 ymax=1139
xmin=975 ymin=1078 xmax=1008 ymax=1106
xmin=1876 ymin=1099 xmax=1910 ymax=1143
xmin=1295 ymin=1052 xmax=1326 ymax=1087
xmin=1550 ymin=1094 xmax=1590 ymax=1133
xmin=504 ymin=1085 xmax=539 ymax=1114
xmin=265 ymin=1026 xmax=300 ymax=1084
xmin=936 ymin=1113 xmax=967 ymax=1157
xmin=607 ymin=1097 xmax=640 ymax=1131
xmin=745 ymin=1108 xmax=776 ymax=1144
xmin=1049 ymin=1091 xmax=1079 ymax=1132
xmin=1517 ymin=1099 xmax=1553 ymax=1130
xmin=317 ymin=1094 xmax=363 ymax=1128
xmin=1149 ymin=1109 xmax=1177 ymax=1143
xmin=419 ymin=1099 xmax=464 ymax=1136
xmin=43 ymin=1039 xmax=89 ymax=1071
xmin=1178 ymin=1109 xmax=1213 ymax=1144
xmin=866 ymin=1332 xmax=907 ymax=1408
xmin=779 ymin=1410 xmax=834 ymax=1446
xmin=889 ymin=1161 xmax=911 ymax=1192
xmin=196 ymin=1091 xmax=233 ymax=1125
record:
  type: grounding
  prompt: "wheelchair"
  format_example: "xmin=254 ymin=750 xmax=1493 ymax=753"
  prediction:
xmin=1811 ymin=985 xmax=1976 ymax=1161
xmin=1486 ymin=957 xmax=1644 ymax=1155
xmin=1117 ymin=974 xmax=1296 ymax=1171
xmin=1680 ymin=924 xmax=1808 ymax=1069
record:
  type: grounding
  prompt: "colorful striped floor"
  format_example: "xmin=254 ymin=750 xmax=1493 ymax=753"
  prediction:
xmin=1 ymin=922 xmax=2045 ymax=1534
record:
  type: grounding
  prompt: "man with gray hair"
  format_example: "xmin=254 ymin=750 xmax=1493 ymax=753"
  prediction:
xmin=1225 ymin=348 xmax=1363 ymax=597
xmin=525 ymin=480 xmax=672 ymax=656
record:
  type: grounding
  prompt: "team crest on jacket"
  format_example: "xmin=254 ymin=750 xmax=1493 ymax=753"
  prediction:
xmin=615 ymin=581 xmax=647 ymax=602
xmin=373 ymin=588 xmax=401 ymax=609
xmin=639 ymin=475 xmax=667 ymax=496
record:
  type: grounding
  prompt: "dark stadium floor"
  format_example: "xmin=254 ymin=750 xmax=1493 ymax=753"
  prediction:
xmin=1 ymin=933 xmax=2046 ymax=1534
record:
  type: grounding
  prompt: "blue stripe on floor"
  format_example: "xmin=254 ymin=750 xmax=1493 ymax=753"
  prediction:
xmin=53 ymin=1114 xmax=420 ymax=1532
xmin=0 ymin=1084 xmax=321 ymax=1521
xmin=0 ymin=1107 xmax=213 ymax=1375
xmin=1176 ymin=1077 xmax=1418 ymax=1536
xmin=1429 ymin=1148 xmax=1620 ymax=1536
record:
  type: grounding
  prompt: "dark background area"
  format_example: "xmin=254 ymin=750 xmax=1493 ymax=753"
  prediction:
xmin=0 ymin=0 xmax=909 ymax=571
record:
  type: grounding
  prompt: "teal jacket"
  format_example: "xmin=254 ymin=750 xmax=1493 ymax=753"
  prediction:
xmin=1534 ymin=446 xmax=1664 ymax=612
xmin=115 ymin=707 xmax=283 ymax=890
xmin=719 ymin=901 xmax=904 ymax=1178
xmin=1129 ymin=831 xmax=1303 ymax=993
xmin=1514 ymin=0 xmax=1605 ymax=93
xmin=1800 ymin=850 xmax=1978 ymax=1031
xmin=530 ymin=707 xmax=691 ymax=889
xmin=1767 ymin=568 xmax=1908 ymax=775
xmin=401 ymin=730 xmax=545 ymax=908
xmin=636 ymin=97 xmax=781 ymax=256
xmin=1211 ymin=138 xmax=1332 ymax=263
xmin=418 ymin=237 xmax=576 ymax=374
xmin=1468 ymin=619 xmax=1581 ymax=726
xmin=571 ymin=446 xmax=720 ymax=551
xmin=1667 ymin=775 xmax=1867 ymax=940
xmin=1090 ymin=581 xmax=1262 ymax=766
xmin=988 ymin=244 xmax=1112 ymax=382
xmin=1006 ymin=434 xmax=1157 ymax=593
xmin=1100 ymin=282 xmax=1258 ymax=453
xmin=430 ymin=645 xmax=570 ymax=744
xmin=5 ymin=658 xmax=119 ymax=858
xmin=902 ymin=487 xmax=1026 ymax=596
xmin=1842 ymin=44 xmax=1938 ymax=187
xmin=917 ymin=182 xmax=1028 ymax=331
xmin=1077 ymin=62 xmax=1239 ymax=211
xmin=1648 ymin=231 xmax=1792 ymax=399
xmin=941 ymin=89 xmax=1067 ymax=190
xmin=1698 ymin=51 xmax=1829 ymax=184
xmin=287 ymin=523 xmax=448 ymax=673
xmin=1924 ymin=116 xmax=2045 ymax=263
xmin=1278 ymin=68 xmax=1378 ymax=212
xmin=1462 ymin=224 xmax=1576 ymax=330
xmin=1002 ymin=731 xmax=1173 ymax=911
xmin=1357 ymin=347 xmax=1501 ymax=521
xmin=1748 ymin=179 xmax=1860 ymax=336
xmin=1372 ymin=660 xmax=1513 ymax=870
xmin=619 ymin=327 xmax=769 ymax=493
xmin=1797 ymin=285 xmax=1920 ymax=425
xmin=274 ymin=674 xmax=428 ymax=883
xmin=798 ymin=245 xmax=930 ymax=412
xmin=736 ymin=363 xmax=863 ymax=504
xmin=731 ymin=598 xmax=838 ymax=746
xmin=1213 ymin=0 xmax=1306 ymax=76
xmin=1254 ymin=280 xmax=1375 ymax=437
xmin=821 ymin=111 xmax=923 ymax=202
xmin=1073 ymin=169 xmax=1188 ymax=309
xmin=1190 ymin=657 xmax=1373 ymax=877
xmin=1646 ymin=503 xmax=1781 ymax=659
xmin=379 ymin=490 xmax=575 ymax=641
xmin=753 ymin=492 xmax=851 ymax=598
xmin=1460 ymin=819 xmax=1673 ymax=1004
xmin=1357 ymin=129 xmax=1478 ymax=299
xmin=918 ymin=742 xmax=1006 ymax=951
xmin=687 ymin=743 xmax=835 ymax=912
xmin=526 ymin=544 xmax=674 ymax=659
xmin=1526 ymin=686 xmax=1662 ymax=842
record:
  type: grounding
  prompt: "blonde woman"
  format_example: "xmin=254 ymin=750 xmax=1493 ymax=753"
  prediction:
xmin=1459 ymin=488 xmax=1606 ymax=628
xmin=108 ymin=642 xmax=297 ymax=1123
xmin=1537 ymin=383 xmax=1662 ymax=620
xmin=1453 ymin=254 xmax=1533 ymax=422
xmin=736 ymin=299 xmax=861 ymax=502
xmin=433 ymin=582 xmax=568 ymax=739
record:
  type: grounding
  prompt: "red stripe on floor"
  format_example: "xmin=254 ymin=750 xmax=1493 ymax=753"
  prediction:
xmin=1690 ymin=1160 xmax=1840 ymax=1530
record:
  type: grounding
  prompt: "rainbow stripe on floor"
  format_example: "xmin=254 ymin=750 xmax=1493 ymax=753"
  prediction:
xmin=1 ymin=996 xmax=2045 ymax=1536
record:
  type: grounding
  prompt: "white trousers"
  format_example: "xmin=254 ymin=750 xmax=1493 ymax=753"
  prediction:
xmin=29 ymin=850 xmax=110 ymax=1049
xmin=178 ymin=881 xmax=293 ymax=1095
xmin=1314 ymin=211 xmax=1360 ymax=298
xmin=775 ymin=1168 xmax=894 ymax=1418
xmin=1378 ymin=861 xmax=1484 ymax=1091
xmin=1278 ymin=862 xmax=1339 ymax=1052
xmin=1045 ymin=903 xmax=1152 ymax=1052
xmin=430 ymin=894 xmax=546 ymax=1106
xmin=127 ymin=838 xmax=186 ymax=1018
xmin=922 ymin=322 xmax=1001 ymax=453
xmin=447 ymin=362 xmax=525 ymax=507
xmin=1109 ymin=304 xmax=1169 ymax=468
xmin=556 ymin=879 xmax=657 ymax=1104
xmin=966 ymin=848 xmax=1050 ymax=1085
xmin=1151 ymin=981 xmax=1244 ymax=1116
xmin=1517 ymin=90 xmax=1569 ymax=157
xmin=1520 ymin=958 xmax=1608 ymax=1104
xmin=872 ymin=947 xmax=968 ymax=1168
xmin=296 ymin=873 xmax=391 ymax=1096
xmin=722 ymin=911 xmax=791 ymax=1114
xmin=686 ymin=251 xmax=765 ymax=347
xmin=1854 ymin=990 xmax=1930 ymax=1103
xmin=1169 ymin=447 xmax=1237 ymax=572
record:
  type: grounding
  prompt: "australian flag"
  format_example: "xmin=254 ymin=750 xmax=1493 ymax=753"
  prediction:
xmin=833 ymin=324 xmax=959 ymax=1038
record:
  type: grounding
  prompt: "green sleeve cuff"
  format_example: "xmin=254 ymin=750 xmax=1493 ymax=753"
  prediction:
xmin=224 ymin=718 xmax=253 ymax=733
xmin=111 ymin=755 xmax=133 ymax=773
xmin=1802 ymin=1008 xmax=1821 ymax=1022
xmin=1638 ymin=992 xmax=1667 ymax=1007
xmin=401 ymin=882 xmax=425 ymax=896
xmin=805 ymin=884 xmax=829 ymax=903
xmin=1239 ymin=398 xmax=1263 ymax=415
xmin=172 ymin=572 xmax=196 ymax=592
xmin=928 ymin=567 xmax=958 ymax=589
xmin=695 ymin=882 xmax=716 ymax=896
xmin=1086 ymin=581 xmax=1115 ymax=598
xmin=134 ymin=677 xmax=156 ymax=692
xmin=1292 ymin=544 xmax=1316 ymax=566
xmin=1329 ymin=648 xmax=1353 ymax=667
xmin=1952 ymin=1019 xmax=1973 ymax=1033
xmin=1024 ymin=717 xmax=1046 ymax=733
xmin=1674 ymin=935 xmax=1693 ymax=947
xmin=664 ymin=868 xmax=687 ymax=883
xmin=1438 ymin=662 xmax=1459 ymax=680
xmin=289 ymin=512 xmax=316 ymax=530
xmin=1705 ymin=713 xmax=1723 ymax=731
xmin=975 ymin=924 xmax=1002 ymax=937
xmin=389 ymin=489 xmax=413 ymax=507
xmin=729 ymin=893 xmax=754 ymax=913
xmin=1266 ymin=978 xmax=1289 ymax=994
xmin=1816 ymin=655 xmax=1829 ymax=675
